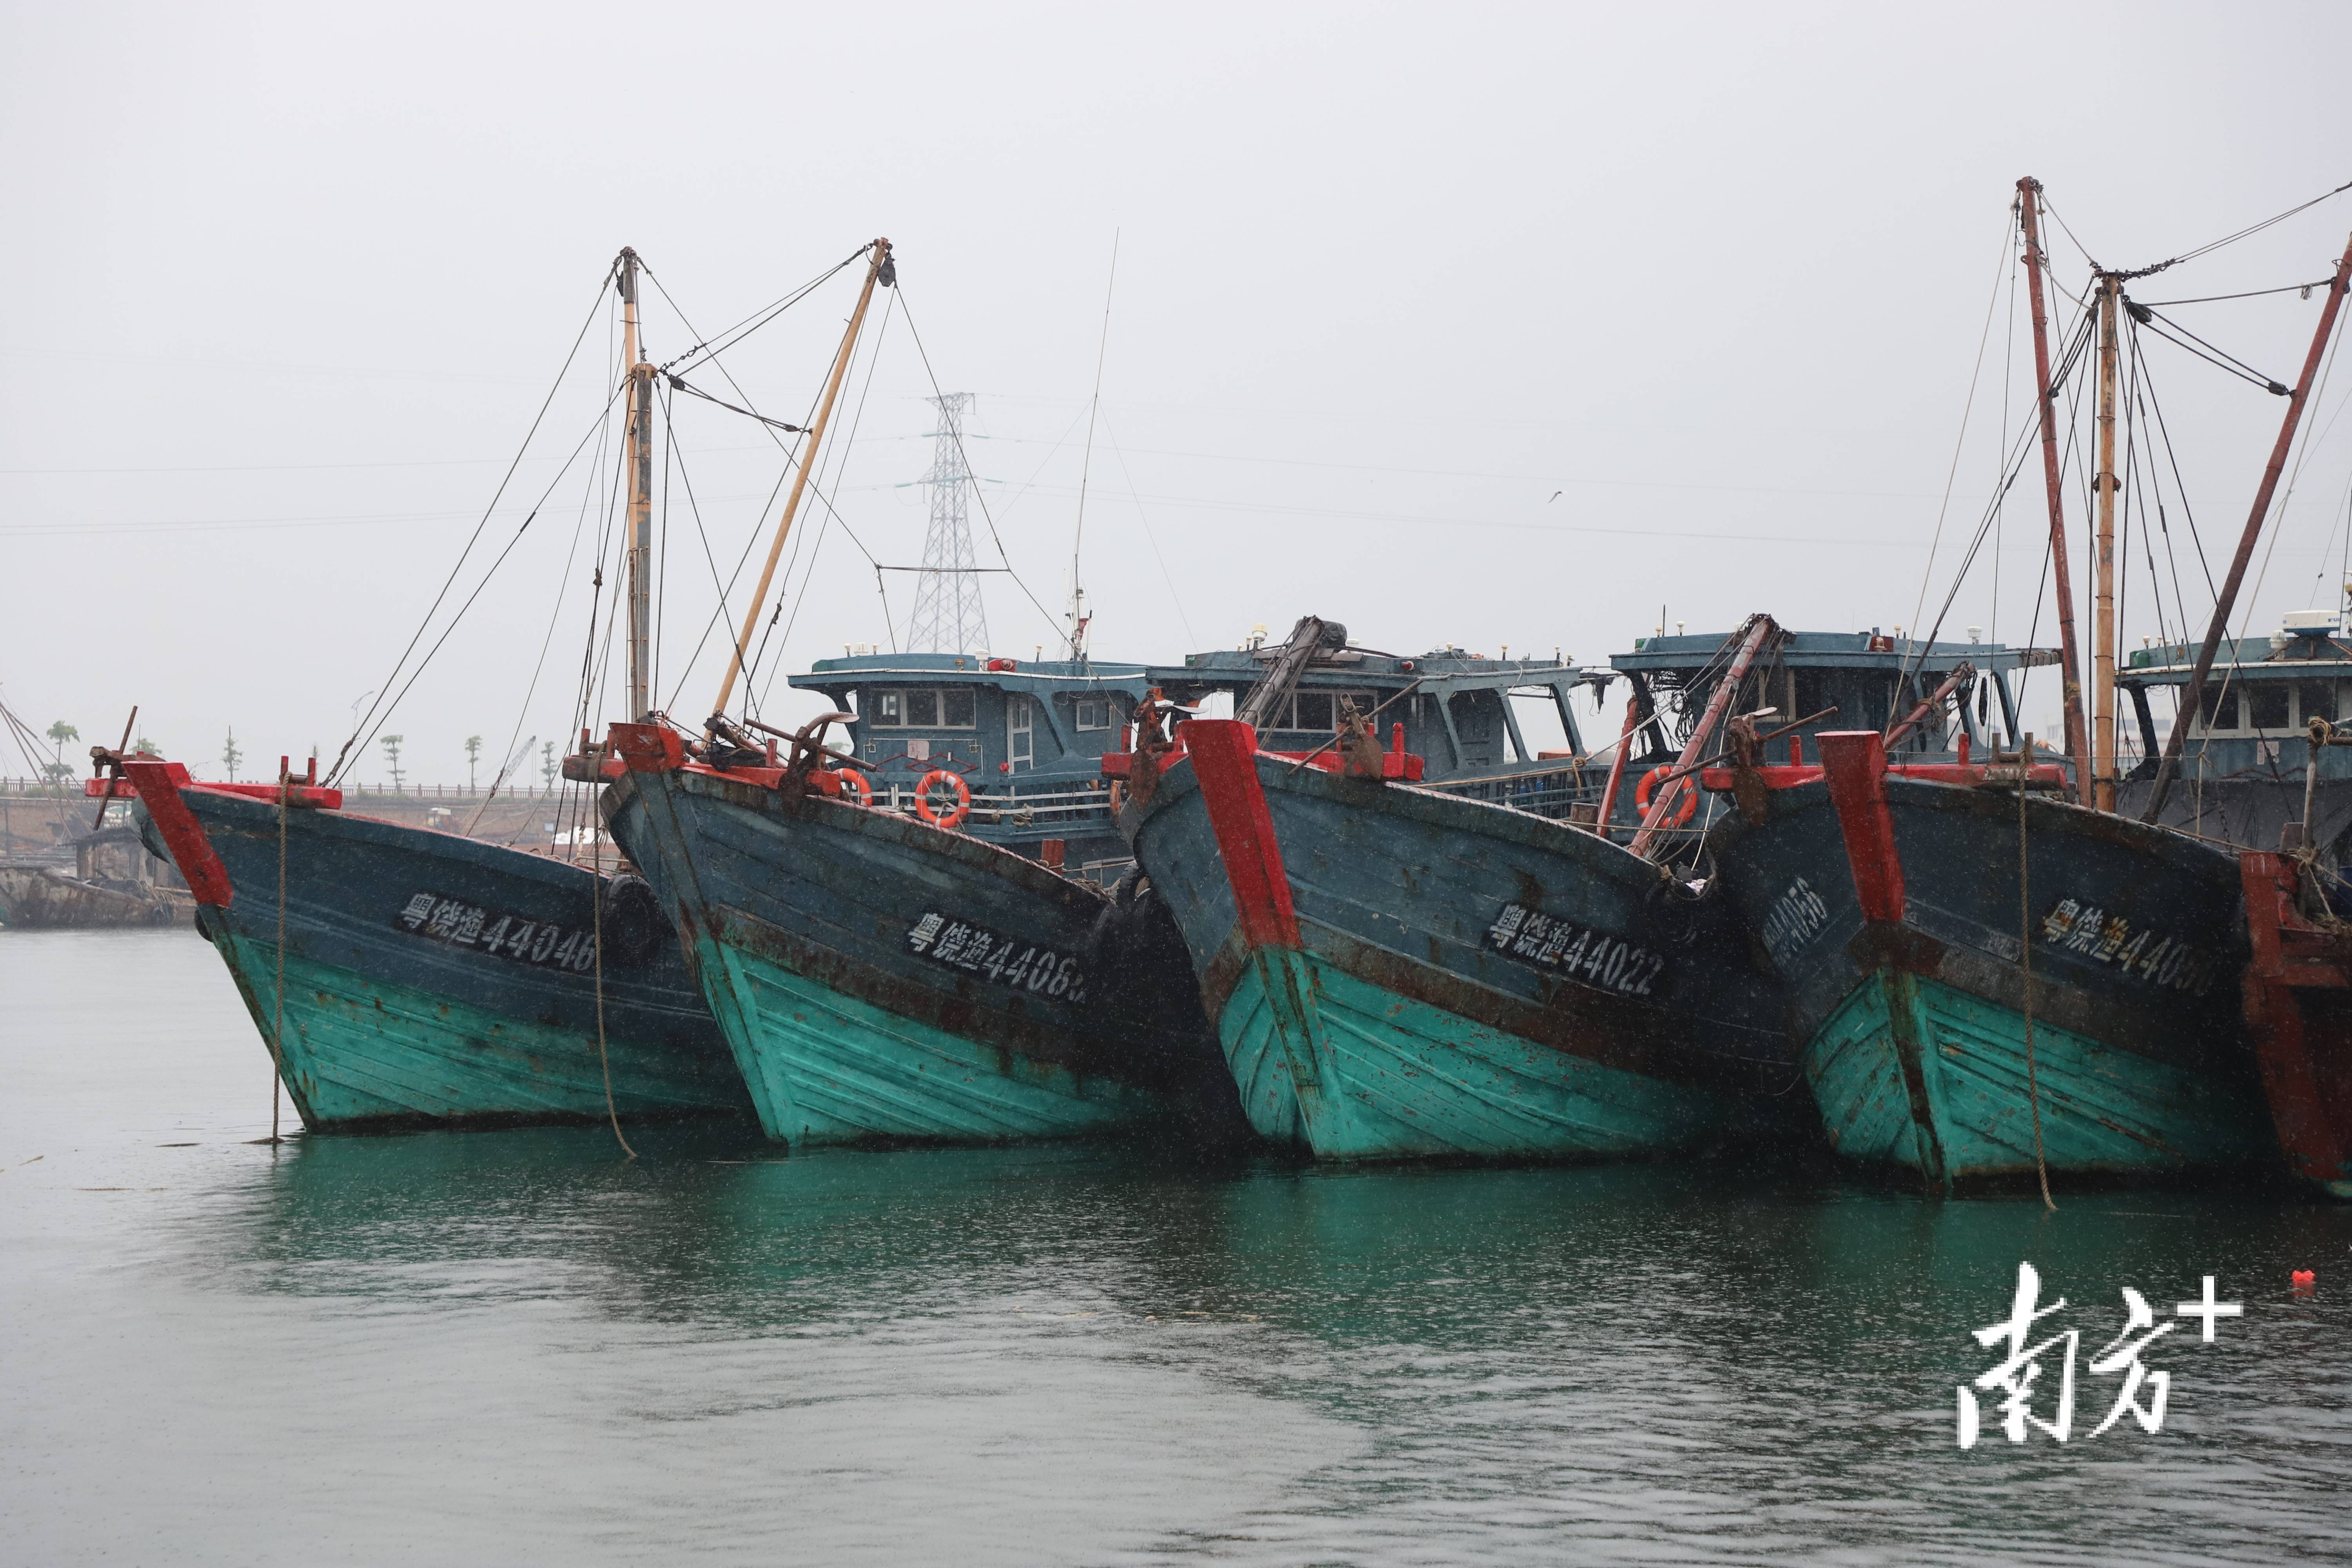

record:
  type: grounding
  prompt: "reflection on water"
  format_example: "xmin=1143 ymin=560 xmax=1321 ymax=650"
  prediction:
xmin=3 ymin=930 xmax=2349 ymax=1565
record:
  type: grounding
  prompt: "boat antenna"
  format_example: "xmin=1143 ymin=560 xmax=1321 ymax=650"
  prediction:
xmin=2016 ymin=177 xmax=2094 ymax=805
xmin=620 ymin=249 xmax=656 ymax=722
xmin=2141 ymin=227 xmax=2352 ymax=821
xmin=1068 ymin=229 xmax=1119 ymax=664
xmin=710 ymin=238 xmax=895 ymax=721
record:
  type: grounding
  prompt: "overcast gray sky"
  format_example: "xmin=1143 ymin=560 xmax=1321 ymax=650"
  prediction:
xmin=5 ymin=1 xmax=2350 ymax=784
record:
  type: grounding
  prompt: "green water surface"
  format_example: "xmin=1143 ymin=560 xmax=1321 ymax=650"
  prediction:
xmin=2 ymin=930 xmax=2347 ymax=1564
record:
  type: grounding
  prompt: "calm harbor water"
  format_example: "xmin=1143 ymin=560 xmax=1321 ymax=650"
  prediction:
xmin=2 ymin=929 xmax=2348 ymax=1565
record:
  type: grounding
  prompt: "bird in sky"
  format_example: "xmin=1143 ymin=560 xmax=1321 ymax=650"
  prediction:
xmin=1548 ymin=490 xmax=1561 ymax=503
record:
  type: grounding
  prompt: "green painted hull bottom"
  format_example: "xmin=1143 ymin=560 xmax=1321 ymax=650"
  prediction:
xmin=212 ymin=929 xmax=740 ymax=1129
xmin=1805 ymin=969 xmax=2272 ymax=1184
xmin=1218 ymin=946 xmax=1734 ymax=1160
xmin=692 ymin=934 xmax=1164 ymax=1148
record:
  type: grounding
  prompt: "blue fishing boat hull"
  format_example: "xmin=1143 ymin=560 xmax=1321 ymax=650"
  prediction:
xmin=133 ymin=781 xmax=746 ymax=1132
xmin=1123 ymin=722 xmax=1800 ymax=1161
xmin=601 ymin=761 xmax=1222 ymax=1149
xmin=1705 ymin=771 xmax=2273 ymax=1188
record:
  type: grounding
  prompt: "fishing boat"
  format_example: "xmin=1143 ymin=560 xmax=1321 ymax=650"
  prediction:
xmin=1696 ymin=179 xmax=2352 ymax=1192
xmin=109 ymin=757 xmax=740 ymax=1131
xmin=589 ymin=241 xmax=1240 ymax=1150
xmin=1106 ymin=613 xmax=1800 ymax=1161
xmin=786 ymin=637 xmax=1609 ymax=877
xmin=109 ymin=249 xmax=746 ymax=1133
xmin=2237 ymin=847 xmax=2352 ymax=1198
xmin=1699 ymin=732 xmax=2272 ymax=1187
xmin=0 ymin=817 xmax=191 ymax=928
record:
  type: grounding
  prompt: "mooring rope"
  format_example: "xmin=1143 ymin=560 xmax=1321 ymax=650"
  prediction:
xmin=270 ymin=768 xmax=287 ymax=1145
xmin=2016 ymin=741 xmax=2055 ymax=1210
xmin=590 ymin=819 xmax=636 ymax=1159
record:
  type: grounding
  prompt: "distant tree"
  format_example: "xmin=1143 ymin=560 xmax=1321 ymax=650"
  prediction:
xmin=465 ymin=734 xmax=483 ymax=792
xmin=45 ymin=720 xmax=77 ymax=777
xmin=40 ymin=758 xmax=74 ymax=786
xmin=381 ymin=734 xmax=407 ymax=793
xmin=132 ymin=736 xmax=159 ymax=757
xmin=222 ymin=726 xmax=243 ymax=782
xmin=541 ymin=740 xmax=557 ymax=791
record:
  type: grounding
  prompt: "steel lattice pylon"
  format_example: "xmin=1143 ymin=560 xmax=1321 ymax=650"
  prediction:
xmin=905 ymin=392 xmax=991 ymax=655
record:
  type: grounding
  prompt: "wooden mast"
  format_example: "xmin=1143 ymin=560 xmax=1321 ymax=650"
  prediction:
xmin=2016 ymin=178 xmax=2094 ymax=806
xmin=620 ymin=249 xmax=656 ymax=722
xmin=2142 ymin=228 xmax=2352 ymax=821
xmin=2092 ymin=272 xmax=2121 ymax=811
xmin=710 ymin=238 xmax=893 ymax=720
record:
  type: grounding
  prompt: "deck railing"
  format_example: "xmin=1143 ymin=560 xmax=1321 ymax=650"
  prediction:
xmin=875 ymin=780 xmax=1117 ymax=832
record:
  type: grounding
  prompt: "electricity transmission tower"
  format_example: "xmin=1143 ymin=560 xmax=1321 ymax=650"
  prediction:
xmin=905 ymin=392 xmax=991 ymax=654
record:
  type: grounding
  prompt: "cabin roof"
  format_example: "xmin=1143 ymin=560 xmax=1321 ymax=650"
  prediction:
xmin=1611 ymin=628 xmax=2056 ymax=674
xmin=2123 ymin=635 xmax=2352 ymax=684
xmin=792 ymin=646 xmax=1598 ymax=697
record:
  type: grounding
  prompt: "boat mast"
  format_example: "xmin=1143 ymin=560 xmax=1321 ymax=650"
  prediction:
xmin=2092 ymin=270 xmax=2120 ymax=811
xmin=2016 ymin=178 xmax=2094 ymax=806
xmin=710 ymin=238 xmax=894 ymax=721
xmin=620 ymin=249 xmax=656 ymax=722
xmin=2142 ymin=228 xmax=2352 ymax=821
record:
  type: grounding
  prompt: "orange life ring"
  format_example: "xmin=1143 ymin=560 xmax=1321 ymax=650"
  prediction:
xmin=913 ymin=769 xmax=971 ymax=829
xmin=829 ymin=769 xmax=873 ymax=807
xmin=1634 ymin=765 xmax=1696 ymax=827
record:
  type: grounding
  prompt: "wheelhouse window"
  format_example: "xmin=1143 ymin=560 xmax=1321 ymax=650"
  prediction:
xmin=2194 ymin=679 xmax=2341 ymax=735
xmin=2199 ymin=685 xmax=2237 ymax=732
xmin=1074 ymin=697 xmax=1116 ymax=731
xmin=865 ymin=686 xmax=976 ymax=728
xmin=1265 ymin=690 xmax=1377 ymax=731
xmin=2248 ymin=684 xmax=2290 ymax=730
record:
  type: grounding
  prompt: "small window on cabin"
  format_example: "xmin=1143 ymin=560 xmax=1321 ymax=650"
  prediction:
xmin=1074 ymin=698 xmax=1113 ymax=731
xmin=941 ymin=688 xmax=976 ymax=728
xmin=2248 ymin=685 xmax=2290 ymax=731
xmin=1293 ymin=692 xmax=1334 ymax=731
xmin=2299 ymin=681 xmax=2335 ymax=724
xmin=873 ymin=691 xmax=904 ymax=726
xmin=2200 ymin=685 xmax=2236 ymax=732
xmin=906 ymin=689 xmax=940 ymax=728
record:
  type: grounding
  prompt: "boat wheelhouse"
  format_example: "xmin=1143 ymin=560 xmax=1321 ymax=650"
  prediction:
xmin=788 ymin=641 xmax=1609 ymax=872
xmin=2118 ymin=611 xmax=2352 ymax=864
xmin=1608 ymin=626 xmax=2065 ymax=832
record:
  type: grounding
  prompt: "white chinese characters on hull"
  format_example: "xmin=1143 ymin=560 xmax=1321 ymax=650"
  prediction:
xmin=1485 ymin=902 xmax=1666 ymax=997
xmin=2038 ymin=899 xmax=2221 ymax=997
xmin=904 ymin=911 xmax=1087 ymax=1003
xmin=394 ymin=891 xmax=598 ymax=973
xmin=1761 ymin=876 xmax=1830 ymax=968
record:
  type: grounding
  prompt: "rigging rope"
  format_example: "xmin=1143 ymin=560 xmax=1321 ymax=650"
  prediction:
xmin=653 ymin=246 xmax=868 ymax=377
xmin=325 ymin=260 xmax=619 ymax=786
xmin=2017 ymin=758 xmax=2054 ymax=1211
xmin=664 ymin=374 xmax=808 ymax=433
xmin=590 ymin=804 xmax=636 ymax=1159
xmin=2129 ymin=303 xmax=2290 ymax=394
xmin=2140 ymin=279 xmax=2339 ymax=307
xmin=1904 ymin=202 xmax=2020 ymax=714
xmin=2044 ymin=177 xmax=2352 ymax=279
xmin=271 ymin=768 xmax=288 ymax=1146
xmin=894 ymin=283 xmax=1065 ymax=641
